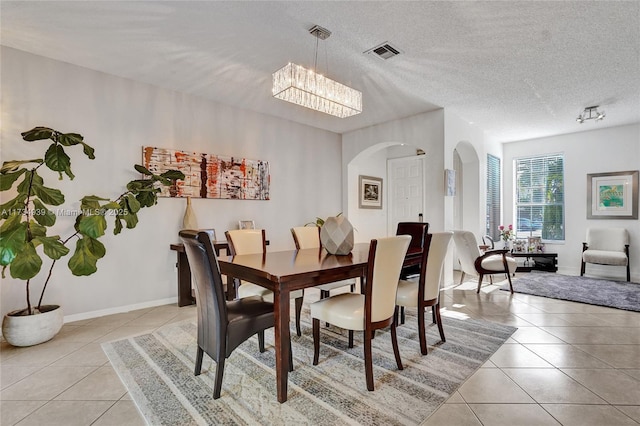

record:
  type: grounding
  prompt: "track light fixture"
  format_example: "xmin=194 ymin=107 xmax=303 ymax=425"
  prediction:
xmin=576 ymin=106 xmax=605 ymax=124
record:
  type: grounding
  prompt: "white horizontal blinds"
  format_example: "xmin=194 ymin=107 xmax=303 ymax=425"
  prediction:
xmin=486 ymin=154 xmax=501 ymax=240
xmin=515 ymin=154 xmax=565 ymax=241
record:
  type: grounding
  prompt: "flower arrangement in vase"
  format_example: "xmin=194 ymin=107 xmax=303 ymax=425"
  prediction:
xmin=498 ymin=224 xmax=515 ymax=250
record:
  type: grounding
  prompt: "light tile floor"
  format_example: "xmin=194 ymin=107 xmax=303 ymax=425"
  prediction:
xmin=1 ymin=273 xmax=639 ymax=425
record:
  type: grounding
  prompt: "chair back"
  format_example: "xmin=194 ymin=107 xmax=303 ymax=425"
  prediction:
xmin=422 ymin=232 xmax=453 ymax=301
xmin=366 ymin=235 xmax=411 ymax=323
xmin=452 ymin=230 xmax=482 ymax=275
xmin=179 ymin=230 xmax=227 ymax=357
xmin=291 ymin=226 xmax=321 ymax=249
xmin=226 ymin=229 xmax=266 ymax=255
xmin=482 ymin=235 xmax=495 ymax=250
xmin=586 ymin=228 xmax=629 ymax=252
xmin=396 ymin=222 xmax=429 ymax=251
xmin=199 ymin=228 xmax=216 ymax=243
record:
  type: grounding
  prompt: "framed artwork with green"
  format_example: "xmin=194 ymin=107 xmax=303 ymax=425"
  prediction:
xmin=587 ymin=170 xmax=638 ymax=219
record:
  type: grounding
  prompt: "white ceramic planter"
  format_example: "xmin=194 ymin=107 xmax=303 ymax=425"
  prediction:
xmin=2 ymin=305 xmax=63 ymax=347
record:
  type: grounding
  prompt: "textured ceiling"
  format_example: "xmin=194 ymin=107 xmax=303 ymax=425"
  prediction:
xmin=2 ymin=1 xmax=639 ymax=142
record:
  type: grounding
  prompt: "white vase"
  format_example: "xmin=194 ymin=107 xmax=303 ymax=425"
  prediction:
xmin=2 ymin=305 xmax=63 ymax=347
xmin=320 ymin=216 xmax=354 ymax=255
xmin=182 ymin=196 xmax=198 ymax=229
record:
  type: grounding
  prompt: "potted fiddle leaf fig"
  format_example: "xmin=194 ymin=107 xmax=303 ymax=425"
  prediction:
xmin=0 ymin=126 xmax=184 ymax=346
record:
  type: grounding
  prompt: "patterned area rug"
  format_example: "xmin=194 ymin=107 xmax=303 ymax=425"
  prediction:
xmin=102 ymin=309 xmax=515 ymax=425
xmin=502 ymin=274 xmax=640 ymax=312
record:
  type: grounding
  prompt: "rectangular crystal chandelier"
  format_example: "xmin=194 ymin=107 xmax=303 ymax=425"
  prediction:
xmin=272 ymin=62 xmax=362 ymax=118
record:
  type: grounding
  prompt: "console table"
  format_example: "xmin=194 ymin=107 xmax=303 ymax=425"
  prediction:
xmin=170 ymin=241 xmax=229 ymax=306
xmin=170 ymin=239 xmax=270 ymax=306
xmin=511 ymin=252 xmax=558 ymax=273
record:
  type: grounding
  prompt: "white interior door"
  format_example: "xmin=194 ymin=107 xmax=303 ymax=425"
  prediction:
xmin=387 ymin=156 xmax=425 ymax=234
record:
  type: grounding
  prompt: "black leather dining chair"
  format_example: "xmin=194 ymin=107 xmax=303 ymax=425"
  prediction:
xmin=179 ymin=230 xmax=292 ymax=399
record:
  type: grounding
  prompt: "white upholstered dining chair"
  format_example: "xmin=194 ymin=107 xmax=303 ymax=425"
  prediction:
xmin=310 ymin=235 xmax=411 ymax=391
xmin=581 ymin=227 xmax=630 ymax=281
xmin=225 ymin=229 xmax=305 ymax=336
xmin=396 ymin=231 xmax=453 ymax=355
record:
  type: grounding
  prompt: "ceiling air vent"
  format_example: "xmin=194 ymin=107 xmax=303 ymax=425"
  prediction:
xmin=365 ymin=42 xmax=402 ymax=60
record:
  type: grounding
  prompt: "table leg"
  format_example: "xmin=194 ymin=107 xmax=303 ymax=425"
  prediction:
xmin=274 ymin=286 xmax=290 ymax=403
xmin=226 ymin=276 xmax=237 ymax=301
xmin=176 ymin=251 xmax=195 ymax=307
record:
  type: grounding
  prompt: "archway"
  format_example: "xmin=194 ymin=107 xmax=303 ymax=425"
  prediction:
xmin=347 ymin=142 xmax=422 ymax=242
xmin=453 ymin=141 xmax=481 ymax=233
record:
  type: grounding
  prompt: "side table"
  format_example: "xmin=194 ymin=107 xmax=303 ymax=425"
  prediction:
xmin=510 ymin=252 xmax=558 ymax=273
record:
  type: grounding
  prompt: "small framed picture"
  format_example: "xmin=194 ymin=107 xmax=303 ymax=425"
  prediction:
xmin=513 ymin=239 xmax=527 ymax=252
xmin=359 ymin=175 xmax=383 ymax=209
xmin=528 ymin=236 xmax=542 ymax=252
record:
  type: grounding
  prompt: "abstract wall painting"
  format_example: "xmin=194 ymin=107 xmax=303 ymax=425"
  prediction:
xmin=587 ymin=170 xmax=638 ymax=219
xmin=142 ymin=147 xmax=270 ymax=200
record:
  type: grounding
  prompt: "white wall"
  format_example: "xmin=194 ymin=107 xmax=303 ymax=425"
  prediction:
xmin=444 ymin=112 xmax=488 ymax=235
xmin=1 ymin=47 xmax=343 ymax=319
xmin=342 ymin=110 xmax=446 ymax=238
xmin=502 ymin=123 xmax=640 ymax=280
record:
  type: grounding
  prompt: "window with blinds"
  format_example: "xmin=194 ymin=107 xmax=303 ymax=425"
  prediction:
xmin=515 ymin=154 xmax=565 ymax=241
xmin=486 ymin=154 xmax=501 ymax=240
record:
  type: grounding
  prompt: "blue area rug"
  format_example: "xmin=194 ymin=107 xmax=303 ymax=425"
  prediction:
xmin=502 ymin=274 xmax=640 ymax=312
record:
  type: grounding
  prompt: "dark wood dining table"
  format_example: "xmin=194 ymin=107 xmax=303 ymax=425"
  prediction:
xmin=217 ymin=242 xmax=422 ymax=403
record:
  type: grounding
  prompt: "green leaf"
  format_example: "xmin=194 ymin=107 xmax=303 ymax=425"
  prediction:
xmin=85 ymin=237 xmax=106 ymax=258
xmin=1 ymin=159 xmax=43 ymax=174
xmin=80 ymin=195 xmax=108 ymax=211
xmin=9 ymin=241 xmax=42 ymax=280
xmin=125 ymin=193 xmax=141 ymax=213
xmin=0 ymin=194 xmax=28 ymax=219
xmin=21 ymin=126 xmax=54 ymax=141
xmin=16 ymin=170 xmax=43 ymax=196
xmin=44 ymin=143 xmax=74 ymax=179
xmin=134 ymin=164 xmax=153 ymax=176
xmin=78 ymin=214 xmax=106 ymax=238
xmin=57 ymin=132 xmax=83 ymax=146
xmin=135 ymin=190 xmax=157 ymax=208
xmin=73 ymin=214 xmax=83 ymax=232
xmin=126 ymin=179 xmax=153 ymax=192
xmin=28 ymin=221 xmax=47 ymax=239
xmin=0 ymin=212 xmax=24 ymax=233
xmin=113 ymin=217 xmax=123 ymax=235
xmin=31 ymin=184 xmax=65 ymax=206
xmin=80 ymin=142 xmax=95 ymax=160
xmin=68 ymin=237 xmax=105 ymax=276
xmin=0 ymin=215 xmax=27 ymax=266
xmin=160 ymin=170 xmax=185 ymax=181
xmin=33 ymin=235 xmax=69 ymax=260
xmin=32 ymin=199 xmax=56 ymax=227
xmin=120 ymin=209 xmax=139 ymax=229
xmin=102 ymin=202 xmax=121 ymax=210
xmin=0 ymin=169 xmax=27 ymax=190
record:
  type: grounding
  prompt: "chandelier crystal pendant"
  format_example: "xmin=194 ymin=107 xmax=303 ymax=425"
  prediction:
xmin=576 ymin=105 xmax=605 ymax=123
xmin=272 ymin=26 xmax=362 ymax=118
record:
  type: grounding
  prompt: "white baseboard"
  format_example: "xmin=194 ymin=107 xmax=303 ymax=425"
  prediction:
xmin=63 ymin=297 xmax=177 ymax=323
